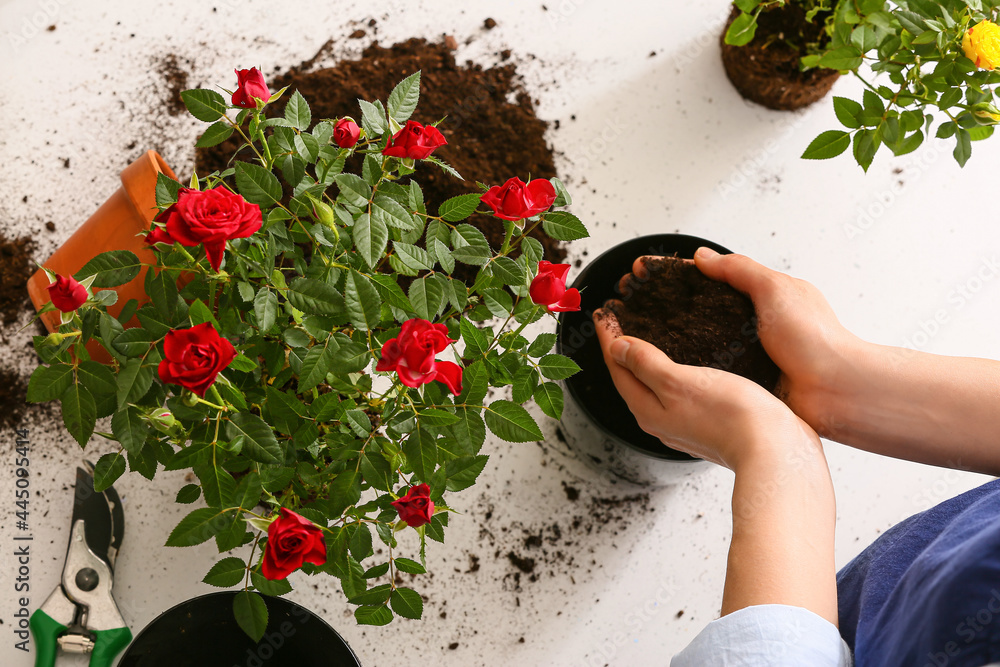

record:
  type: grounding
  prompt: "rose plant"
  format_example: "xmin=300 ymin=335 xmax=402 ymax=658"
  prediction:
xmin=727 ymin=0 xmax=1000 ymax=168
xmin=27 ymin=68 xmax=588 ymax=638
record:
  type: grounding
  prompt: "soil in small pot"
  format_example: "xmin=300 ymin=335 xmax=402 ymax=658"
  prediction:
xmin=607 ymin=257 xmax=780 ymax=391
xmin=195 ymin=38 xmax=566 ymax=284
xmin=720 ymin=4 xmax=839 ymax=111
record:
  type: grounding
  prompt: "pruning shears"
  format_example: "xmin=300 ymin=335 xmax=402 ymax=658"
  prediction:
xmin=30 ymin=462 xmax=132 ymax=667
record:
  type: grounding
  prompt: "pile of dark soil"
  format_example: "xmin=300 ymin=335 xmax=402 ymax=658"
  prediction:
xmin=1 ymin=233 xmax=37 ymax=326
xmin=195 ymin=38 xmax=566 ymax=278
xmin=0 ymin=368 xmax=29 ymax=432
xmin=720 ymin=4 xmax=838 ymax=111
xmin=159 ymin=53 xmax=191 ymax=117
xmin=609 ymin=257 xmax=780 ymax=391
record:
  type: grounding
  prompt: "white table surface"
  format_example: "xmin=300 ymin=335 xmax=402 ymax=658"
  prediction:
xmin=0 ymin=0 xmax=997 ymax=665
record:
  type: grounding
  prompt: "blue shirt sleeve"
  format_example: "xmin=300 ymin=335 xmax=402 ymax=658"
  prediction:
xmin=671 ymin=604 xmax=853 ymax=667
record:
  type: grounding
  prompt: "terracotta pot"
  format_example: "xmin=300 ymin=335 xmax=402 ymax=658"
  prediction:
xmin=27 ymin=150 xmax=176 ymax=361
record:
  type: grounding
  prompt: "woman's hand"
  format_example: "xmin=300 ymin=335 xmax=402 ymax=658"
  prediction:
xmin=592 ymin=305 xmax=821 ymax=471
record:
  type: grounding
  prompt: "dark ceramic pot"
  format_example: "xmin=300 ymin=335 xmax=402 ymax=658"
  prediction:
xmin=118 ymin=592 xmax=361 ymax=666
xmin=556 ymin=234 xmax=733 ymax=486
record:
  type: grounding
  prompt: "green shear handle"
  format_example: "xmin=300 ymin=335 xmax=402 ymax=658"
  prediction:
xmin=30 ymin=608 xmax=132 ymax=667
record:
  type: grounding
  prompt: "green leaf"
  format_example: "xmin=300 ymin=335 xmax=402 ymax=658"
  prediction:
xmin=359 ymin=99 xmax=388 ymax=135
xmin=195 ymin=121 xmax=235 ymax=148
xmin=203 ymin=557 xmax=247 ymax=587
xmin=801 ymin=130 xmax=851 ymax=160
xmin=438 ymin=193 xmax=481 ymax=222
xmin=254 ymin=289 xmax=279 ymax=331
xmin=818 ymin=45 xmax=863 ymax=70
xmin=534 ymin=382 xmax=564 ymax=420
xmin=390 ymin=587 xmax=423 ymax=620
xmin=460 ymin=319 xmax=491 ymax=357
xmin=226 ymin=412 xmax=281 ymax=464
xmin=334 ymin=174 xmax=372 ymax=208
xmin=112 ymin=329 xmax=155 ymax=356
xmin=26 ymin=364 xmax=74 ymax=403
xmin=371 ymin=194 xmax=417 ymax=230
xmin=393 ymin=557 xmax=426 ymax=574
xmin=93 ymin=452 xmax=126 ymax=492
xmin=418 ymin=408 xmax=460 ymax=427
xmin=251 ymin=570 xmax=293 ymax=596
xmin=228 ymin=354 xmax=258 ymax=372
xmin=298 ymin=341 xmax=337 ymax=392
xmin=235 ymin=162 xmax=282 ymax=206
xmin=445 ymin=454 xmax=489 ymax=492
xmin=176 ymin=484 xmax=201 ymax=504
xmin=286 ymin=278 xmax=346 ymax=316
xmin=180 ymin=89 xmax=228 ymax=122
xmin=724 ymin=12 xmax=757 ymax=46
xmin=369 ymin=274 xmax=413 ymax=312
xmin=954 ymin=128 xmax=972 ymax=167
xmin=344 ymin=271 xmax=381 ymax=331
xmin=388 ymin=71 xmax=422 ymax=123
xmin=284 ymin=90 xmax=312 ymax=130
xmin=116 ymin=358 xmax=154 ymax=408
xmin=77 ymin=361 xmax=116 ymax=396
xmin=537 ymin=354 xmax=581 ymax=380
xmin=541 ymin=211 xmax=588 ymax=241
xmin=853 ymin=128 xmax=880 ymax=172
xmin=327 ymin=470 xmax=362 ymax=516
xmin=235 ymin=472 xmax=263 ymax=510
xmin=484 ymin=400 xmax=543 ymax=442
xmin=234 ymin=591 xmax=269 ymax=642
xmin=195 ymin=463 xmax=236 ymax=508
xmin=402 ymin=428 xmax=438 ymax=482
xmin=408 ymin=276 xmax=444 ymax=321
xmin=61 ymin=381 xmax=96 ymax=447
xmin=111 ymin=406 xmax=149 ymax=454
xmin=393 ymin=242 xmax=434 ymax=272
xmin=166 ymin=507 xmax=228 ymax=547
xmin=527 ymin=333 xmax=557 ymax=357
xmin=355 ymin=605 xmax=394 ymax=626
xmin=188 ymin=299 xmax=221 ymax=332
xmin=75 ymin=250 xmax=142 ymax=288
xmin=352 ymin=213 xmax=389 ymax=270
xmin=833 ymin=96 xmax=863 ymax=129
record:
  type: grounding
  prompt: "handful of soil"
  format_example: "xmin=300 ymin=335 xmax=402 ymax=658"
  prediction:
xmin=607 ymin=257 xmax=780 ymax=391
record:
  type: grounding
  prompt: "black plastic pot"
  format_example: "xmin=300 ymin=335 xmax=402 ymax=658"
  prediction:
xmin=118 ymin=592 xmax=361 ymax=666
xmin=557 ymin=234 xmax=732 ymax=486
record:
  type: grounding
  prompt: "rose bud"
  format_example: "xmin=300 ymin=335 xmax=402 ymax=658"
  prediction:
xmin=391 ymin=484 xmax=434 ymax=528
xmin=972 ymin=102 xmax=1000 ymax=125
xmin=382 ymin=120 xmax=447 ymax=160
xmin=376 ymin=318 xmax=463 ymax=394
xmin=529 ymin=261 xmax=581 ymax=313
xmin=963 ymin=21 xmax=1000 ymax=71
xmin=261 ymin=509 xmax=327 ymax=580
xmin=333 ymin=118 xmax=361 ymax=148
xmin=164 ymin=185 xmax=262 ymax=271
xmin=157 ymin=322 xmax=237 ymax=396
xmin=481 ymin=177 xmax=556 ymax=222
xmin=47 ymin=274 xmax=88 ymax=312
xmin=231 ymin=67 xmax=270 ymax=109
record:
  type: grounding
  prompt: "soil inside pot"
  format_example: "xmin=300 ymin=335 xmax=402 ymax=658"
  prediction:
xmin=608 ymin=257 xmax=780 ymax=391
xmin=195 ymin=38 xmax=566 ymax=282
xmin=720 ymin=4 xmax=839 ymax=111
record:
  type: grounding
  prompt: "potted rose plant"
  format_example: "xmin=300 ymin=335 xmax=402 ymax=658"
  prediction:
xmin=27 ymin=67 xmax=588 ymax=639
xmin=726 ymin=1 xmax=1000 ymax=168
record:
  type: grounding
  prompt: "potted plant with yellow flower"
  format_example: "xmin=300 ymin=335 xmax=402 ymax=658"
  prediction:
xmin=26 ymin=66 xmax=587 ymax=641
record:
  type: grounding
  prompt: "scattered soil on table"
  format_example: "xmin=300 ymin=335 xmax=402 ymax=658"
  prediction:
xmin=720 ymin=4 xmax=839 ymax=111
xmin=0 ymin=233 xmax=37 ymax=327
xmin=0 ymin=368 xmax=30 ymax=432
xmin=195 ymin=38 xmax=566 ymax=282
xmin=608 ymin=257 xmax=780 ymax=391
xmin=158 ymin=54 xmax=191 ymax=117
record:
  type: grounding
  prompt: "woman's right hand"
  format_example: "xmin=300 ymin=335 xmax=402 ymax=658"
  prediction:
xmin=688 ymin=247 xmax=866 ymax=438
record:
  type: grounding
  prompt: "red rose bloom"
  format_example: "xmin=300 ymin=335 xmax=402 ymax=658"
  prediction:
xmin=376 ymin=318 xmax=463 ymax=394
xmin=382 ymin=120 xmax=447 ymax=160
xmin=157 ymin=322 xmax=236 ymax=396
xmin=231 ymin=67 xmax=269 ymax=109
xmin=333 ymin=118 xmax=361 ymax=148
xmin=261 ymin=508 xmax=327 ymax=580
xmin=161 ymin=186 xmax=262 ymax=271
xmin=529 ymin=261 xmax=581 ymax=313
xmin=391 ymin=484 xmax=434 ymax=528
xmin=144 ymin=224 xmax=175 ymax=246
xmin=47 ymin=274 xmax=88 ymax=312
xmin=481 ymin=177 xmax=556 ymax=222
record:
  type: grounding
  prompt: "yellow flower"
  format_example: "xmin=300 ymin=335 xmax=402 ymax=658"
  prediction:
xmin=963 ymin=20 xmax=1000 ymax=70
